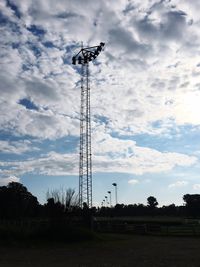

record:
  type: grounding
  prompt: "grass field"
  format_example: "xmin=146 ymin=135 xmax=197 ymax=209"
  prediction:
xmin=1 ymin=234 xmax=200 ymax=267
xmin=94 ymin=216 xmax=200 ymax=236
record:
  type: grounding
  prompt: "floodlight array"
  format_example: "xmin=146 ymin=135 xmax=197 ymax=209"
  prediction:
xmin=72 ymin=42 xmax=105 ymax=65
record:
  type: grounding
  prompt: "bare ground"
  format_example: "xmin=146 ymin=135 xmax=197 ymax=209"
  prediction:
xmin=1 ymin=234 xmax=200 ymax=267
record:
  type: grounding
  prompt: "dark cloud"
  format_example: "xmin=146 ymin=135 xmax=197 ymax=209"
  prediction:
xmin=135 ymin=10 xmax=187 ymax=42
xmin=163 ymin=10 xmax=187 ymax=40
xmin=123 ymin=2 xmax=136 ymax=15
xmin=56 ymin=12 xmax=81 ymax=19
xmin=150 ymin=0 xmax=170 ymax=11
xmin=151 ymin=79 xmax=166 ymax=90
xmin=25 ymin=78 xmax=60 ymax=102
xmin=127 ymin=58 xmax=148 ymax=70
xmin=127 ymin=109 xmax=144 ymax=118
xmin=140 ymin=20 xmax=159 ymax=40
xmin=109 ymin=27 xmax=150 ymax=56
xmin=180 ymin=82 xmax=189 ymax=88
xmin=0 ymin=73 xmax=21 ymax=96
xmin=168 ymin=76 xmax=180 ymax=90
xmin=167 ymin=62 xmax=180 ymax=68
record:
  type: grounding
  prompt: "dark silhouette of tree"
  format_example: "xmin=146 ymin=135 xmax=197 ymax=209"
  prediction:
xmin=0 ymin=185 xmax=8 ymax=219
xmin=135 ymin=204 xmax=147 ymax=216
xmin=161 ymin=204 xmax=177 ymax=216
xmin=183 ymin=194 xmax=200 ymax=217
xmin=46 ymin=187 xmax=78 ymax=214
xmin=147 ymin=196 xmax=158 ymax=209
xmin=0 ymin=182 xmax=39 ymax=219
xmin=2 ymin=181 xmax=200 ymax=221
xmin=44 ymin=197 xmax=64 ymax=218
xmin=147 ymin=196 xmax=158 ymax=216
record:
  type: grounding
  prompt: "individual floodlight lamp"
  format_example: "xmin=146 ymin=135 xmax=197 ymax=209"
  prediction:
xmin=72 ymin=56 xmax=76 ymax=65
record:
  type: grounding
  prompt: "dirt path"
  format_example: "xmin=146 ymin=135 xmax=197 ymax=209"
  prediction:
xmin=0 ymin=235 xmax=200 ymax=267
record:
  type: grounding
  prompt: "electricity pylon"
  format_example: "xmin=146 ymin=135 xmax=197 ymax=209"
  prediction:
xmin=72 ymin=42 xmax=105 ymax=208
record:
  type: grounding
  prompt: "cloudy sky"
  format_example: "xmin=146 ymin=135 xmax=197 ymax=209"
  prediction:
xmin=1 ymin=0 xmax=200 ymax=206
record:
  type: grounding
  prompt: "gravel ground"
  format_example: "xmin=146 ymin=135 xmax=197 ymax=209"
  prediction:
xmin=0 ymin=234 xmax=200 ymax=267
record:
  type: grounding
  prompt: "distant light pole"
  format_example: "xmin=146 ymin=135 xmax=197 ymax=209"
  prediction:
xmin=112 ymin=183 xmax=118 ymax=205
xmin=105 ymin=196 xmax=108 ymax=206
xmin=107 ymin=191 xmax=112 ymax=207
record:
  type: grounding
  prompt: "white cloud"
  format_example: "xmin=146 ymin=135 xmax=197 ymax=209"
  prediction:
xmin=0 ymin=140 xmax=39 ymax=154
xmin=128 ymin=179 xmax=139 ymax=185
xmin=168 ymin=181 xmax=189 ymax=188
xmin=92 ymin=130 xmax=197 ymax=175
xmin=193 ymin=184 xmax=200 ymax=190
xmin=0 ymin=151 xmax=78 ymax=177
xmin=0 ymin=0 xmax=200 ymax=182
xmin=1 ymin=0 xmax=200 ymax=142
xmin=0 ymin=176 xmax=20 ymax=186
xmin=0 ymin=138 xmax=197 ymax=178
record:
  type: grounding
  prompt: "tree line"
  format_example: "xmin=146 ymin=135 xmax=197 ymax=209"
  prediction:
xmin=0 ymin=182 xmax=200 ymax=220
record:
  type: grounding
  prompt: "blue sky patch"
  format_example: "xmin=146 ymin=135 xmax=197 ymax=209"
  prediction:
xmin=6 ymin=0 xmax=21 ymax=19
xmin=43 ymin=41 xmax=56 ymax=48
xmin=27 ymin=42 xmax=41 ymax=57
xmin=19 ymin=98 xmax=39 ymax=111
xmin=0 ymin=11 xmax=8 ymax=25
xmin=27 ymin=24 xmax=46 ymax=37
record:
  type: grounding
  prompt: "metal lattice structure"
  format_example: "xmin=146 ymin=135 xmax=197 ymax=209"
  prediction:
xmin=72 ymin=42 xmax=105 ymax=208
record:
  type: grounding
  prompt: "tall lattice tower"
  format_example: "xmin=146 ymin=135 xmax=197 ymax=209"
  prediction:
xmin=72 ymin=42 xmax=105 ymax=208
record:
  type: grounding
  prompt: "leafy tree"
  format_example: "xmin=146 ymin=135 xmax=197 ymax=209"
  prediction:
xmin=147 ymin=196 xmax=158 ymax=209
xmin=0 ymin=182 xmax=39 ymax=219
xmin=161 ymin=204 xmax=177 ymax=216
xmin=44 ymin=198 xmax=64 ymax=218
xmin=183 ymin=194 xmax=200 ymax=217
